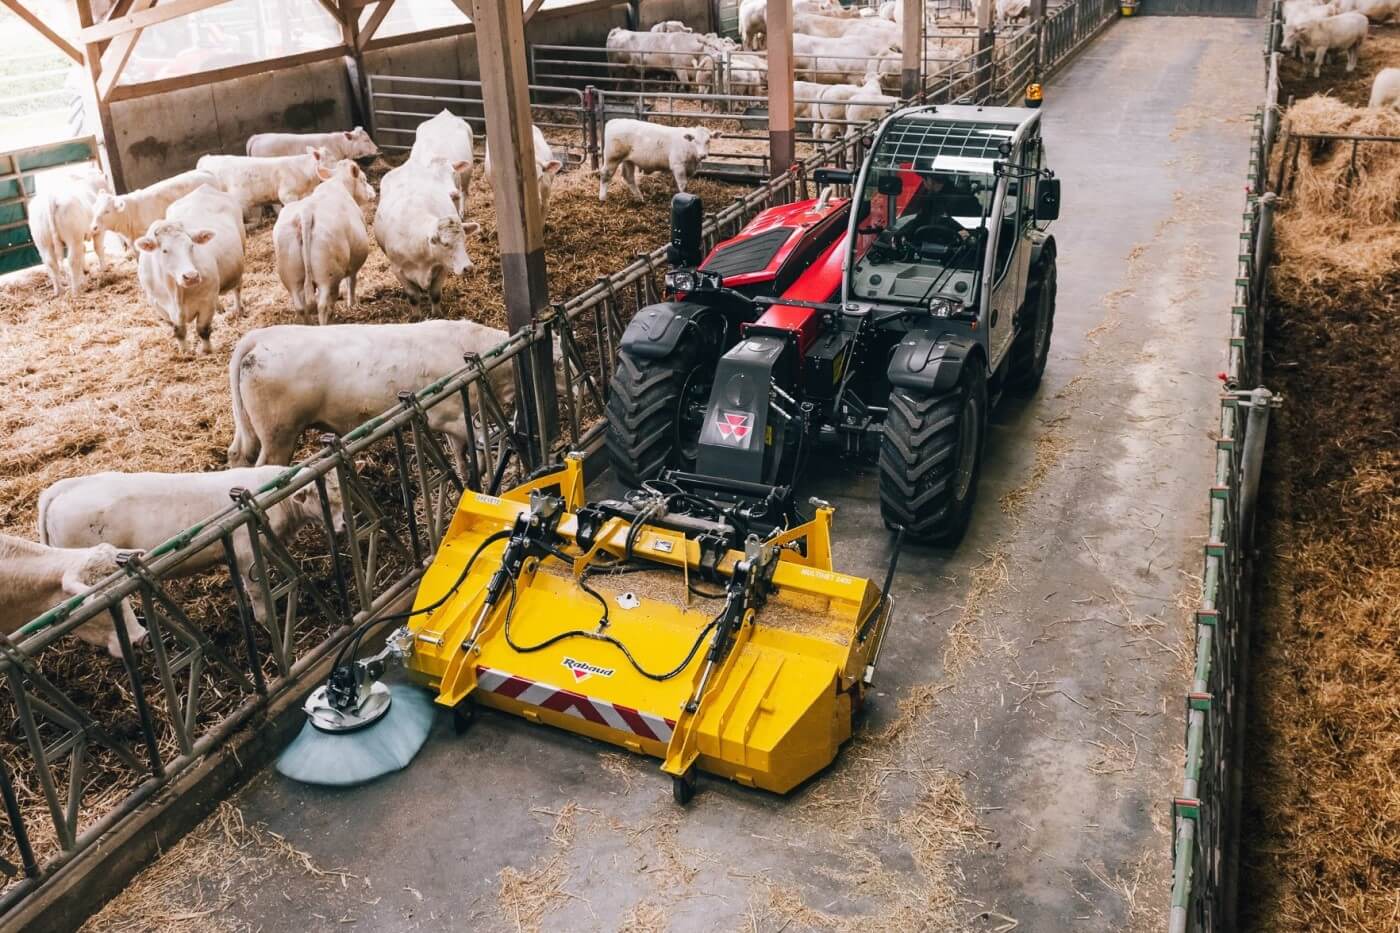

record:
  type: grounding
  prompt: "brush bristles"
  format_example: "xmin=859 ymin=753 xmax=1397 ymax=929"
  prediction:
xmin=276 ymin=683 xmax=436 ymax=786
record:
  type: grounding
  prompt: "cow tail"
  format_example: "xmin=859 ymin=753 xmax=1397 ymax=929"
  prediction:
xmin=228 ymin=336 xmax=254 ymax=464
xmin=36 ymin=483 xmax=55 ymax=545
xmin=299 ymin=212 xmax=316 ymax=316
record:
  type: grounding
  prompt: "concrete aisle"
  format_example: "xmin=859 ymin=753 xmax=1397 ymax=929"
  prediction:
xmin=209 ymin=17 xmax=1263 ymax=932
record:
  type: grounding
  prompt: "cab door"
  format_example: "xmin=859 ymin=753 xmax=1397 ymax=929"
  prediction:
xmin=986 ymin=171 xmax=1023 ymax=369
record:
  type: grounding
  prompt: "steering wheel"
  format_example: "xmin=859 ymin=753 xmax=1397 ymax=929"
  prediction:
xmin=911 ymin=214 xmax=967 ymax=248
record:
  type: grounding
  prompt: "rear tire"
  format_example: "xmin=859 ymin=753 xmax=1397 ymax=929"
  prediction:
xmin=605 ymin=338 xmax=715 ymax=489
xmin=1008 ymin=256 xmax=1056 ymax=396
xmin=879 ymin=360 xmax=988 ymax=545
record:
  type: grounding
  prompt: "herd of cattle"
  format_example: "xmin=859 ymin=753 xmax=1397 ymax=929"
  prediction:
xmin=1281 ymin=0 xmax=1400 ymax=80
xmin=4 ymin=95 xmax=726 ymax=655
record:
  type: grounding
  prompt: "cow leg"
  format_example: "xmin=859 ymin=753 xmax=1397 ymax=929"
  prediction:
xmin=171 ymin=321 xmax=191 ymax=356
xmin=1347 ymin=45 xmax=1358 ymax=72
xmin=196 ymin=303 xmax=215 ymax=355
xmin=317 ymin=278 xmax=335 ymax=326
xmin=670 ymin=161 xmax=689 ymax=195
xmin=344 ymin=274 xmax=357 ymax=309
xmin=91 ymin=234 xmax=107 ymax=280
xmin=622 ymin=161 xmax=643 ymax=200
xmin=1313 ymin=48 xmax=1324 ymax=78
xmin=598 ymin=155 xmax=621 ymax=201
xmin=65 ymin=239 xmax=85 ymax=296
xmin=231 ymin=284 xmax=244 ymax=316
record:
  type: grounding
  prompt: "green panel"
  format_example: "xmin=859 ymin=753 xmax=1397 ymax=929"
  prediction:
xmin=0 ymin=154 xmax=13 ymax=175
xmin=22 ymin=176 xmax=35 ymax=197
xmin=0 ymin=244 xmax=40 ymax=274
xmin=0 ymin=202 xmax=23 ymax=225
xmin=0 ymin=225 xmax=34 ymax=248
xmin=16 ymin=140 xmax=98 ymax=173
xmin=0 ymin=178 xmax=19 ymax=201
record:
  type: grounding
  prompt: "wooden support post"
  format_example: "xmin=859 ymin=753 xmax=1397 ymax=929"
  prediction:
xmin=976 ymin=0 xmax=996 ymax=103
xmin=901 ymin=0 xmax=921 ymax=100
xmin=0 ymin=0 xmax=82 ymax=63
xmin=75 ymin=0 xmax=127 ymax=193
xmin=1030 ymin=0 xmax=1046 ymax=80
xmin=766 ymin=0 xmax=794 ymax=177
xmin=470 ymin=0 xmax=557 ymax=463
xmin=333 ymin=0 xmax=372 ymax=131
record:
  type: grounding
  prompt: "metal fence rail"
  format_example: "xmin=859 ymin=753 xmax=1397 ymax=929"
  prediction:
xmin=0 ymin=0 xmax=1120 ymax=919
xmin=1168 ymin=4 xmax=1283 ymax=930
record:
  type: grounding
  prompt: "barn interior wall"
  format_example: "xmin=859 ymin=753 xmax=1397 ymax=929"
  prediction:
xmin=105 ymin=0 xmax=712 ymax=191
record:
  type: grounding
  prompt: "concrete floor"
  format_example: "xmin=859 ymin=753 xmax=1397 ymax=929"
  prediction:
xmin=185 ymin=17 xmax=1262 ymax=932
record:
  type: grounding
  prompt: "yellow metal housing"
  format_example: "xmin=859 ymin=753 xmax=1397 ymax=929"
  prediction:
xmin=403 ymin=455 xmax=892 ymax=795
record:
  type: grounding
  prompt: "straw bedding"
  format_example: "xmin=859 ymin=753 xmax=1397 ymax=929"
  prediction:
xmin=1239 ymin=66 xmax=1400 ymax=932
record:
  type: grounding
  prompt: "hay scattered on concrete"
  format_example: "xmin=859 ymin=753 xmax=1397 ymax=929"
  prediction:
xmin=79 ymin=802 xmax=355 ymax=933
xmin=617 ymin=898 xmax=668 ymax=932
xmin=496 ymin=803 xmax=584 ymax=933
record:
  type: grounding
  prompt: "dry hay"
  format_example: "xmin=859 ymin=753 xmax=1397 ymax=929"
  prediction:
xmin=1239 ymin=85 xmax=1400 ymax=929
xmin=1276 ymin=24 xmax=1400 ymax=109
xmin=79 ymin=801 xmax=358 ymax=932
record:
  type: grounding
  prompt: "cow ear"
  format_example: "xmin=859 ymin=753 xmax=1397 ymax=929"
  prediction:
xmin=463 ymin=221 xmax=482 ymax=236
xmin=350 ymin=163 xmax=362 ymax=177
xmin=317 ymin=164 xmax=333 ymax=180
xmin=544 ymin=159 xmax=563 ymax=175
xmin=344 ymin=131 xmax=354 ymax=140
xmin=452 ymin=159 xmax=470 ymax=173
xmin=191 ymin=229 xmax=216 ymax=244
xmin=135 ymin=236 xmax=158 ymax=252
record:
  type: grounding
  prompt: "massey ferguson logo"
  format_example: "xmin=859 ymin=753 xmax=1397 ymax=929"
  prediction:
xmin=562 ymin=657 xmax=615 ymax=683
xmin=715 ymin=410 xmax=752 ymax=444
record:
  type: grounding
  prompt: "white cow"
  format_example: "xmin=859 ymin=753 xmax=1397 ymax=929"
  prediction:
xmin=246 ymin=127 xmax=379 ymax=161
xmin=605 ymin=28 xmax=719 ymax=89
xmin=135 ymin=184 xmax=246 ymax=355
xmin=794 ymin=79 xmax=830 ymax=121
xmin=225 ymin=320 xmax=528 ymax=471
xmin=1282 ymin=10 xmax=1368 ymax=76
xmin=410 ymin=109 xmax=475 ymax=217
xmin=38 ymin=467 xmax=342 ymax=626
xmin=996 ymin=0 xmax=1030 ymax=21
xmin=373 ymin=158 xmax=480 ymax=313
xmin=90 ymin=169 xmax=221 ymax=257
xmin=1353 ymin=0 xmax=1399 ymax=20
xmin=795 ymin=11 xmax=902 ymax=47
xmin=729 ymin=52 xmax=769 ymax=98
xmin=740 ymin=0 xmax=767 ymax=49
xmin=483 ymin=125 xmax=565 ymax=218
xmin=599 ymin=120 xmax=712 ymax=201
xmin=273 ymin=159 xmax=377 ymax=326
xmin=650 ymin=19 xmax=693 ymax=31
xmin=196 ymin=147 xmax=329 ymax=217
xmin=1370 ymin=67 xmax=1400 ymax=108
xmin=843 ymin=76 xmax=899 ymax=135
xmin=794 ymin=33 xmax=900 ymax=84
xmin=0 ymin=533 xmax=146 ymax=659
xmin=31 ymin=165 xmax=110 ymax=297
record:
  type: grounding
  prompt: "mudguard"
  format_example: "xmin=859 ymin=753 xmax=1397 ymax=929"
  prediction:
xmin=1029 ymin=233 xmax=1057 ymax=285
xmin=887 ymin=330 xmax=981 ymax=395
xmin=618 ymin=301 xmax=714 ymax=360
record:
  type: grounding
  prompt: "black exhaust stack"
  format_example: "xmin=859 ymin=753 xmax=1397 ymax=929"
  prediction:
xmin=667 ymin=193 xmax=704 ymax=268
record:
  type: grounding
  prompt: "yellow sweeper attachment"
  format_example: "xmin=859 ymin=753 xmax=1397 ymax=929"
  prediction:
xmin=402 ymin=454 xmax=894 ymax=800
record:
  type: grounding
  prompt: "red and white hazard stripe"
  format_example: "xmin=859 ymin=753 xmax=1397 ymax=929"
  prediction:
xmin=475 ymin=665 xmax=676 ymax=742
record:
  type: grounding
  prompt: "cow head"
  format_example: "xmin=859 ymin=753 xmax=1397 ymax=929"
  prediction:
xmin=289 ymin=467 xmax=346 ymax=535
xmin=1281 ymin=21 xmax=1300 ymax=50
xmin=317 ymin=160 xmax=377 ymax=206
xmin=431 ymin=217 xmax=481 ymax=277
xmin=343 ymin=126 xmax=380 ymax=161
xmin=68 ymin=545 xmax=148 ymax=659
xmin=89 ymin=192 xmax=125 ymax=237
xmin=683 ymin=128 xmax=714 ymax=162
xmin=135 ymin=220 xmax=211 ymax=289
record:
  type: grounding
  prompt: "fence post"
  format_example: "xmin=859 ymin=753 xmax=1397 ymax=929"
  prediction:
xmin=1251 ymin=191 xmax=1276 ymax=310
xmin=976 ymin=0 xmax=997 ymax=104
xmin=901 ymin=0 xmax=922 ymax=100
xmin=1237 ymin=388 xmax=1275 ymax=553
xmin=766 ymin=0 xmax=796 ymax=176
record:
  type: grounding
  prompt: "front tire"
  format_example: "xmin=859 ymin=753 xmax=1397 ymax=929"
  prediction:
xmin=1008 ymin=255 xmax=1057 ymax=396
xmin=605 ymin=339 xmax=715 ymax=490
xmin=879 ymin=360 xmax=988 ymax=545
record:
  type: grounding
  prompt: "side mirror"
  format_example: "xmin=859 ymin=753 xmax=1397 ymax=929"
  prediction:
xmin=813 ymin=167 xmax=853 ymax=187
xmin=876 ymin=174 xmax=903 ymax=196
xmin=668 ymin=192 xmax=704 ymax=268
xmin=1035 ymin=178 xmax=1061 ymax=222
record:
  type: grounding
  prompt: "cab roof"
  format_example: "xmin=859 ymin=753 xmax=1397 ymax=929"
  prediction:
xmin=870 ymin=105 xmax=1040 ymax=174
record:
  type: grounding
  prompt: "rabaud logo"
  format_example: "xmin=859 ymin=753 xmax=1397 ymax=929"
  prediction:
xmin=562 ymin=657 xmax=615 ymax=683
